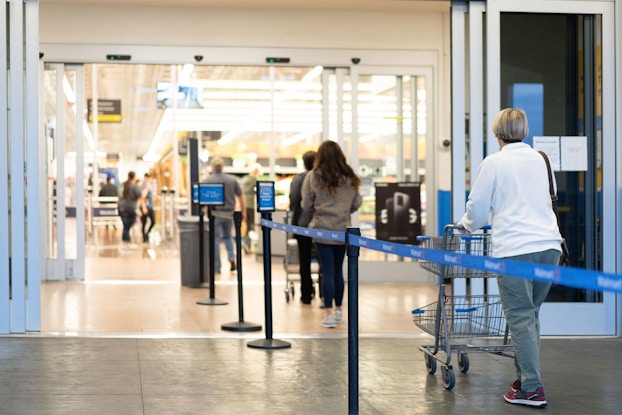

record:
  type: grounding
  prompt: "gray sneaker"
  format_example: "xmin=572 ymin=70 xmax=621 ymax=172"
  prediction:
xmin=321 ymin=315 xmax=336 ymax=328
xmin=334 ymin=310 xmax=343 ymax=324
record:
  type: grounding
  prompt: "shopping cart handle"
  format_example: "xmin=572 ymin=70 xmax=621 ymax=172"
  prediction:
xmin=455 ymin=307 xmax=477 ymax=313
xmin=411 ymin=309 xmax=425 ymax=314
xmin=461 ymin=235 xmax=486 ymax=241
xmin=416 ymin=236 xmax=431 ymax=241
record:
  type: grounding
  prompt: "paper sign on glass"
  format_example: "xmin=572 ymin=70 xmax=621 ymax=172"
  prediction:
xmin=532 ymin=136 xmax=561 ymax=171
xmin=560 ymin=136 xmax=588 ymax=171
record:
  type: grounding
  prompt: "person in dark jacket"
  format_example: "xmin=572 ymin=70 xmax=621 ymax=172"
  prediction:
xmin=118 ymin=171 xmax=143 ymax=249
xmin=289 ymin=151 xmax=316 ymax=304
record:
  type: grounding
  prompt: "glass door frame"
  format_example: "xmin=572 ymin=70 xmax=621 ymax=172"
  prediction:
xmin=453 ymin=0 xmax=617 ymax=335
xmin=349 ymin=65 xmax=437 ymax=234
xmin=43 ymin=63 xmax=87 ymax=281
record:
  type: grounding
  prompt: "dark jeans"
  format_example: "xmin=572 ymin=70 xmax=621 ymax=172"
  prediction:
xmin=315 ymin=243 xmax=346 ymax=309
xmin=295 ymin=234 xmax=314 ymax=302
xmin=118 ymin=207 xmax=137 ymax=242
xmin=214 ymin=216 xmax=235 ymax=270
xmin=141 ymin=207 xmax=155 ymax=237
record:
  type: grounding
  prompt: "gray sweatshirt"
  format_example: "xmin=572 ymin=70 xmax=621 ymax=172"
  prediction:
xmin=301 ymin=169 xmax=362 ymax=245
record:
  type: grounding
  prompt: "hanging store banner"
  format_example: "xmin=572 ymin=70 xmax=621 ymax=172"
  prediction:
xmin=375 ymin=182 xmax=421 ymax=245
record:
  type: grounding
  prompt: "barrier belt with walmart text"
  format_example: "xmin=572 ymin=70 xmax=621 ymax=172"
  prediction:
xmin=261 ymin=219 xmax=622 ymax=294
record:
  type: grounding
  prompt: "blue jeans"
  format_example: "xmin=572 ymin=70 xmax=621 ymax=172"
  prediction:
xmin=315 ymin=243 xmax=346 ymax=309
xmin=118 ymin=207 xmax=136 ymax=243
xmin=497 ymin=249 xmax=560 ymax=392
xmin=214 ymin=216 xmax=235 ymax=270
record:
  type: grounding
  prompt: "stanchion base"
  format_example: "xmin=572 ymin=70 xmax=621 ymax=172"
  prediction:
xmin=184 ymin=282 xmax=210 ymax=289
xmin=247 ymin=338 xmax=291 ymax=349
xmin=196 ymin=298 xmax=228 ymax=306
xmin=221 ymin=321 xmax=262 ymax=332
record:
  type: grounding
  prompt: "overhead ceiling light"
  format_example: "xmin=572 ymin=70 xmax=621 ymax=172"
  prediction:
xmin=142 ymin=152 xmax=161 ymax=162
xmin=302 ymin=66 xmax=323 ymax=82
xmin=63 ymin=75 xmax=95 ymax=151
xmin=179 ymin=64 xmax=195 ymax=85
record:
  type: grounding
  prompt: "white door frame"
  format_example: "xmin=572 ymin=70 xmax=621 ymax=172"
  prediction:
xmin=452 ymin=0 xmax=618 ymax=335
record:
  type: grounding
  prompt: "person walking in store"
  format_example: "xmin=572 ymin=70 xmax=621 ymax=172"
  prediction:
xmin=206 ymin=157 xmax=246 ymax=273
xmin=457 ymin=108 xmax=562 ymax=408
xmin=302 ymin=141 xmax=361 ymax=328
xmin=241 ymin=163 xmax=262 ymax=254
xmin=99 ymin=176 xmax=118 ymax=201
xmin=118 ymin=171 xmax=144 ymax=249
xmin=290 ymin=150 xmax=317 ymax=304
xmin=141 ymin=173 xmax=156 ymax=243
xmin=99 ymin=175 xmax=119 ymax=230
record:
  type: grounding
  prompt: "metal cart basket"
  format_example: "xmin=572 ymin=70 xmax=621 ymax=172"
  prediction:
xmin=283 ymin=213 xmax=321 ymax=303
xmin=412 ymin=224 xmax=514 ymax=390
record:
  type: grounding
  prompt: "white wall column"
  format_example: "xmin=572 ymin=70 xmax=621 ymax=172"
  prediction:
xmin=0 ymin=0 xmax=41 ymax=333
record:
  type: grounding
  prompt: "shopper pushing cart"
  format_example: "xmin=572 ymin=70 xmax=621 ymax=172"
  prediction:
xmin=455 ymin=108 xmax=562 ymax=408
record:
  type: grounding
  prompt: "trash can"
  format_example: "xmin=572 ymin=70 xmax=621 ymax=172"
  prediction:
xmin=177 ymin=216 xmax=210 ymax=286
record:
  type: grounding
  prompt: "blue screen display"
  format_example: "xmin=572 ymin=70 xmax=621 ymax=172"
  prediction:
xmin=198 ymin=183 xmax=225 ymax=206
xmin=257 ymin=181 xmax=275 ymax=212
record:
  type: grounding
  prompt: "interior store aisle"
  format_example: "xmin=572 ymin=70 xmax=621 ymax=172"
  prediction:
xmin=2 ymin=228 xmax=618 ymax=414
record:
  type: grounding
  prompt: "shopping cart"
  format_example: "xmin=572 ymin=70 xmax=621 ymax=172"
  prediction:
xmin=283 ymin=213 xmax=321 ymax=303
xmin=412 ymin=224 xmax=513 ymax=390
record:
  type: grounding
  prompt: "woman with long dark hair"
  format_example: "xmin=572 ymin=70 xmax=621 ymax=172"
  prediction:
xmin=301 ymin=140 xmax=362 ymax=328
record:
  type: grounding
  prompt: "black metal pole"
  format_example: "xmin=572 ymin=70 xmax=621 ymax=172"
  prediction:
xmin=347 ymin=227 xmax=361 ymax=415
xmin=247 ymin=212 xmax=290 ymax=349
xmin=197 ymin=206 xmax=227 ymax=305
xmin=222 ymin=211 xmax=261 ymax=331
xmin=199 ymin=206 xmax=205 ymax=284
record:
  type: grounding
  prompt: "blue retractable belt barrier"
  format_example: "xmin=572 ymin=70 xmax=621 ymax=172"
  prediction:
xmin=260 ymin=218 xmax=622 ymax=294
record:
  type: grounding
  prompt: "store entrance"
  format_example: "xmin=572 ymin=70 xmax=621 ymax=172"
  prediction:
xmin=452 ymin=1 xmax=616 ymax=335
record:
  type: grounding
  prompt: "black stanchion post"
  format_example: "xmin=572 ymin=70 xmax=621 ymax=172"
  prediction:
xmin=247 ymin=212 xmax=291 ymax=349
xmin=197 ymin=206 xmax=228 ymax=306
xmin=347 ymin=227 xmax=361 ymax=415
xmin=222 ymin=211 xmax=261 ymax=332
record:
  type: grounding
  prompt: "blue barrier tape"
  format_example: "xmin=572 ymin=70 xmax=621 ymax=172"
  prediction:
xmin=260 ymin=219 xmax=622 ymax=294
xmin=261 ymin=218 xmax=345 ymax=242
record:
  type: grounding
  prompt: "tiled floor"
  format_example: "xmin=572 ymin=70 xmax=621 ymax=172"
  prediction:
xmin=2 ymin=227 xmax=620 ymax=414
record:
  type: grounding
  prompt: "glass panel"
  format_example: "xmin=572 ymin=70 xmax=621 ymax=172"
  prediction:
xmin=500 ymin=13 xmax=602 ymax=303
xmin=43 ymin=66 xmax=81 ymax=260
xmin=43 ymin=67 xmax=57 ymax=259
xmin=349 ymin=74 xmax=428 ymax=261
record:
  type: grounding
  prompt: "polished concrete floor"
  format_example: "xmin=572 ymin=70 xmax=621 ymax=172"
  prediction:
xmin=1 ymin=336 xmax=620 ymax=414
xmin=2 ymin=226 xmax=620 ymax=414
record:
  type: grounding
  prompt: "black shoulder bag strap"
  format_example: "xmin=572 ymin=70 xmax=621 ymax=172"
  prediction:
xmin=538 ymin=151 xmax=561 ymax=229
xmin=539 ymin=151 xmax=570 ymax=266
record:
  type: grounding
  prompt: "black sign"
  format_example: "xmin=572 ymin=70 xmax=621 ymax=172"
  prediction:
xmin=375 ymin=182 xmax=421 ymax=245
xmin=87 ymin=99 xmax=122 ymax=123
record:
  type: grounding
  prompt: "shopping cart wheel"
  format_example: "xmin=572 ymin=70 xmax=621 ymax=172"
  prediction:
xmin=441 ymin=366 xmax=456 ymax=390
xmin=424 ymin=354 xmax=437 ymax=375
xmin=458 ymin=353 xmax=470 ymax=374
